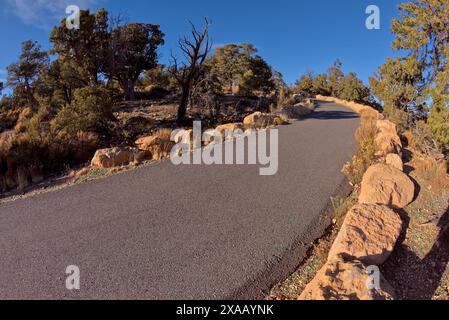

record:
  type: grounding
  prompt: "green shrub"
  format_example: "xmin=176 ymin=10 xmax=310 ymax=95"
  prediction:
xmin=276 ymin=86 xmax=296 ymax=109
xmin=384 ymin=105 xmax=411 ymax=134
xmin=51 ymin=86 xmax=116 ymax=136
xmin=428 ymin=105 xmax=449 ymax=158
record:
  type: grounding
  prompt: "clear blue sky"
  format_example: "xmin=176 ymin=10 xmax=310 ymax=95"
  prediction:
xmin=0 ymin=0 xmax=405 ymax=87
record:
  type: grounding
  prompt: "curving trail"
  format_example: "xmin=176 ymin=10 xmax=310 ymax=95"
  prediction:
xmin=0 ymin=101 xmax=359 ymax=299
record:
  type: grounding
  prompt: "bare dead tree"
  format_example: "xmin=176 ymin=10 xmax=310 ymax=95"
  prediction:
xmin=169 ymin=18 xmax=211 ymax=123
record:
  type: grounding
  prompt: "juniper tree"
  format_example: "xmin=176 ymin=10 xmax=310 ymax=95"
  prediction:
xmin=50 ymin=9 xmax=109 ymax=86
xmin=106 ymin=23 xmax=164 ymax=100
xmin=373 ymin=0 xmax=449 ymax=154
xmin=6 ymin=40 xmax=48 ymax=110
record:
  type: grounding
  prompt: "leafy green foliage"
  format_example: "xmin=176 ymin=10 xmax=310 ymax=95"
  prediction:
xmin=295 ymin=61 xmax=370 ymax=103
xmin=207 ymin=44 xmax=256 ymax=92
xmin=239 ymin=55 xmax=275 ymax=96
xmin=51 ymin=86 xmax=116 ymax=136
xmin=337 ymin=72 xmax=371 ymax=103
xmin=312 ymin=74 xmax=331 ymax=96
xmin=295 ymin=72 xmax=315 ymax=95
xmin=369 ymin=57 xmax=423 ymax=116
xmin=327 ymin=59 xmax=344 ymax=97
xmin=106 ymin=23 xmax=165 ymax=100
xmin=372 ymin=0 xmax=449 ymax=162
xmin=141 ymin=64 xmax=174 ymax=91
xmin=206 ymin=43 xmax=275 ymax=96
xmin=276 ymin=86 xmax=296 ymax=109
xmin=6 ymin=40 xmax=48 ymax=110
xmin=428 ymin=105 xmax=449 ymax=155
xmin=50 ymin=9 xmax=109 ymax=86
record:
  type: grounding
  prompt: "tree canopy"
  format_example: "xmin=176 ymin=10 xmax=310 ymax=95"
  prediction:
xmin=106 ymin=23 xmax=164 ymax=100
xmin=371 ymin=0 xmax=449 ymax=156
xmin=206 ymin=44 xmax=275 ymax=96
xmin=6 ymin=40 xmax=49 ymax=110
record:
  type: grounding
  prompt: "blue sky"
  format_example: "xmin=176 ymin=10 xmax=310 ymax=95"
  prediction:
xmin=0 ymin=0 xmax=405 ymax=88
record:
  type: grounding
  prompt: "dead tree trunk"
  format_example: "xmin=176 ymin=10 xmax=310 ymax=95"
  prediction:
xmin=169 ymin=19 xmax=211 ymax=124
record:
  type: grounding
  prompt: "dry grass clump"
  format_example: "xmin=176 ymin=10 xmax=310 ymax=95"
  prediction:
xmin=331 ymin=193 xmax=358 ymax=224
xmin=359 ymin=108 xmax=380 ymax=122
xmin=411 ymin=157 xmax=449 ymax=194
xmin=1 ymin=122 xmax=99 ymax=193
xmin=342 ymin=111 xmax=378 ymax=185
xmin=153 ymin=128 xmax=172 ymax=141
xmin=403 ymin=121 xmax=441 ymax=157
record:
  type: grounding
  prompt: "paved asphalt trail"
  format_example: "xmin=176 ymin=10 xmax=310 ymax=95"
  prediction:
xmin=0 ymin=102 xmax=359 ymax=299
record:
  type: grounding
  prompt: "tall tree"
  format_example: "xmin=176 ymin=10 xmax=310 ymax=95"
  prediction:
xmin=338 ymin=72 xmax=371 ymax=103
xmin=239 ymin=55 xmax=275 ymax=96
xmin=7 ymin=40 xmax=48 ymax=110
xmin=370 ymin=57 xmax=423 ymax=114
xmin=313 ymin=74 xmax=330 ymax=96
xmin=169 ymin=19 xmax=211 ymax=122
xmin=392 ymin=0 xmax=449 ymax=84
xmin=106 ymin=23 xmax=164 ymax=100
xmin=326 ymin=59 xmax=344 ymax=96
xmin=45 ymin=58 xmax=87 ymax=105
xmin=295 ymin=71 xmax=315 ymax=95
xmin=207 ymin=44 xmax=256 ymax=92
xmin=377 ymin=0 xmax=449 ymax=154
xmin=50 ymin=9 xmax=109 ymax=86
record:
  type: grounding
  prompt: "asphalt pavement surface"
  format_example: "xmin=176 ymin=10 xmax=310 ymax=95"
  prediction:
xmin=0 ymin=101 xmax=360 ymax=299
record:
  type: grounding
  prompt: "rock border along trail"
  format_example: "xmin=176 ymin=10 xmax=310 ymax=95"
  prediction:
xmin=300 ymin=96 xmax=416 ymax=300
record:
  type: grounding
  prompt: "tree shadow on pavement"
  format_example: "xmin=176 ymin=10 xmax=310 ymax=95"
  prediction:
xmin=381 ymin=204 xmax=449 ymax=300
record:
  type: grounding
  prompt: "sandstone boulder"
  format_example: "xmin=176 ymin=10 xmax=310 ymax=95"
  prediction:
xmin=385 ymin=153 xmax=404 ymax=171
xmin=359 ymin=164 xmax=415 ymax=208
xmin=279 ymin=104 xmax=313 ymax=119
xmin=135 ymin=134 xmax=174 ymax=161
xmin=173 ymin=129 xmax=194 ymax=151
xmin=243 ymin=112 xmax=280 ymax=127
xmin=202 ymin=130 xmax=216 ymax=146
xmin=328 ymin=204 xmax=403 ymax=265
xmin=299 ymin=259 xmax=395 ymax=300
xmin=91 ymin=147 xmax=141 ymax=168
xmin=216 ymin=123 xmax=244 ymax=139
xmin=172 ymin=129 xmax=196 ymax=157
xmin=243 ymin=112 xmax=263 ymax=126
xmin=375 ymin=132 xmax=402 ymax=156
xmin=135 ymin=136 xmax=162 ymax=151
